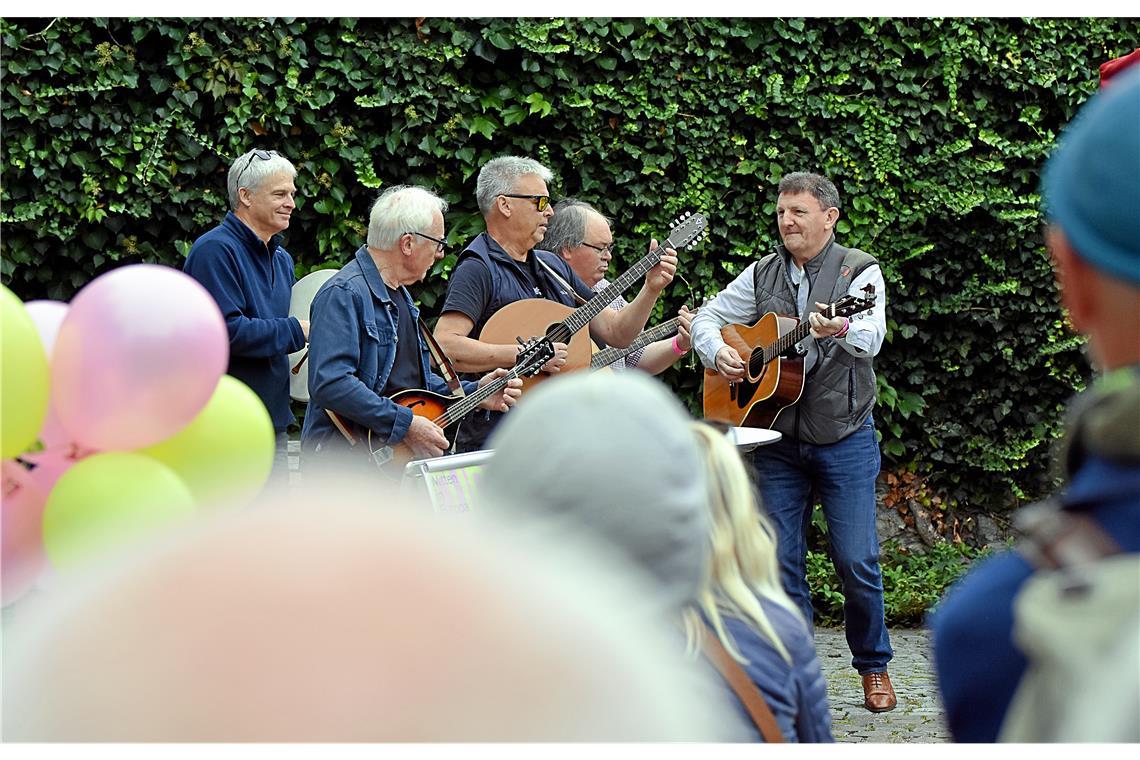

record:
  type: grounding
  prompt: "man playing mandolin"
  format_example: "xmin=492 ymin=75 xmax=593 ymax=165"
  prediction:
xmin=301 ymin=186 xmax=522 ymax=470
xmin=433 ymin=155 xmax=680 ymax=452
xmin=691 ymin=172 xmax=895 ymax=713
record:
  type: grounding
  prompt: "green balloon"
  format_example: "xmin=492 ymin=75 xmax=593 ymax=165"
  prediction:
xmin=42 ymin=452 xmax=196 ymax=571
xmin=141 ymin=375 xmax=275 ymax=509
xmin=1 ymin=285 xmax=50 ymax=459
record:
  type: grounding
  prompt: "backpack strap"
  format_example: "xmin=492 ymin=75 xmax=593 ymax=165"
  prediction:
xmin=1015 ymin=500 xmax=1123 ymax=571
xmin=699 ymin=623 xmax=785 ymax=743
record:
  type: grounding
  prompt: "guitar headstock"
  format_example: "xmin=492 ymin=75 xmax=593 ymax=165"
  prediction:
xmin=514 ymin=336 xmax=556 ymax=378
xmin=827 ymin=285 xmax=877 ymax=319
xmin=663 ymin=212 xmax=709 ymax=251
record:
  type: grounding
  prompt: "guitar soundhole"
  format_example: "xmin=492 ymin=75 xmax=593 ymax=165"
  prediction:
xmin=735 ymin=378 xmax=759 ymax=410
xmin=406 ymin=400 xmax=427 ymax=410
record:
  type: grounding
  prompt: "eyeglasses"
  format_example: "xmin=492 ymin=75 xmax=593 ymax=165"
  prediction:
xmin=500 ymin=193 xmax=551 ymax=212
xmin=406 ymin=231 xmax=447 ymax=253
xmin=236 ymin=149 xmax=280 ymax=185
xmin=580 ymin=241 xmax=615 ymax=255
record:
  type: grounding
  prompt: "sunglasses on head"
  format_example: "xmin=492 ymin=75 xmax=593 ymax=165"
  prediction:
xmin=237 ymin=149 xmax=280 ymax=184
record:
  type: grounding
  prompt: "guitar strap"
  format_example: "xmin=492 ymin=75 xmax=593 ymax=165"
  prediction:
xmin=418 ymin=317 xmax=465 ymax=397
xmin=802 ymin=241 xmax=849 ymax=320
xmin=800 ymin=240 xmax=850 ymax=375
xmin=535 ymin=255 xmax=589 ymax=306
xmin=699 ymin=623 xmax=786 ymax=743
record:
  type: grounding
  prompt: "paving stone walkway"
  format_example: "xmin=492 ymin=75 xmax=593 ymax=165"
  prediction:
xmin=815 ymin=627 xmax=950 ymax=742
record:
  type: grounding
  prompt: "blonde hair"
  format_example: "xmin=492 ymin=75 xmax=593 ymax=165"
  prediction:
xmin=691 ymin=422 xmax=804 ymax=665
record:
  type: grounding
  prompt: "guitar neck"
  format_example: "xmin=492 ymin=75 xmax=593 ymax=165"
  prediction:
xmin=561 ymin=242 xmax=671 ymax=336
xmin=750 ymin=301 xmax=853 ymax=373
xmin=757 ymin=319 xmax=813 ymax=368
xmin=591 ymin=316 xmax=680 ymax=369
xmin=435 ymin=365 xmax=522 ymax=428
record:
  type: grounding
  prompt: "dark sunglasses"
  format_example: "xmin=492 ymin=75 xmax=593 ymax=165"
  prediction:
xmin=500 ymin=193 xmax=551 ymax=212
xmin=236 ymin=149 xmax=280 ymax=185
xmin=407 ymin=231 xmax=447 ymax=254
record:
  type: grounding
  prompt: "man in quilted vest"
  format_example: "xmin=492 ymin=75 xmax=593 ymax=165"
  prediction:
xmin=691 ymin=172 xmax=895 ymax=712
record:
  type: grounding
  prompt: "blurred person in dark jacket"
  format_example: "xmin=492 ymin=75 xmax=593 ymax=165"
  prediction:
xmin=931 ymin=68 xmax=1140 ymax=743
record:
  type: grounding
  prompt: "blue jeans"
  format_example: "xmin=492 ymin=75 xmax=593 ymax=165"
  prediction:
xmin=750 ymin=419 xmax=893 ymax=674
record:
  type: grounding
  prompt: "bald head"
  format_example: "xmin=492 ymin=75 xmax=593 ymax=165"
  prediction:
xmin=4 ymin=481 xmax=740 ymax=741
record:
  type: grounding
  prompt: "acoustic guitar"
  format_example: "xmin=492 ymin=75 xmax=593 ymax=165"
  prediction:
xmin=478 ymin=212 xmax=708 ymax=393
xmin=327 ymin=336 xmax=555 ymax=470
xmin=702 ymin=287 xmax=877 ymax=428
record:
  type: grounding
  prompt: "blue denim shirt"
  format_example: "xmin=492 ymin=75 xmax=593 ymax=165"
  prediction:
xmin=300 ymin=246 xmax=474 ymax=457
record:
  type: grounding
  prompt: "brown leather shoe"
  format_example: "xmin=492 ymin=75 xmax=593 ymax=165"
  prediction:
xmin=862 ymin=671 xmax=897 ymax=712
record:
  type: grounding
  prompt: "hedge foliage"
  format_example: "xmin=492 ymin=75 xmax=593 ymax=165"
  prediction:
xmin=3 ymin=17 xmax=1136 ymax=513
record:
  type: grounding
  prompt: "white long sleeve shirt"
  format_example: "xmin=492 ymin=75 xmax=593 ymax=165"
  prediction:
xmin=691 ymin=257 xmax=886 ymax=370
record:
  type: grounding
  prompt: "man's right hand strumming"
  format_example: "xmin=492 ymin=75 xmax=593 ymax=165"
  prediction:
xmin=714 ymin=346 xmax=746 ymax=383
xmin=402 ymin=415 xmax=449 ymax=459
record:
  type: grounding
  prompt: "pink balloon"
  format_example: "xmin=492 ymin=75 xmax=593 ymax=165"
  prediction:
xmin=2 ymin=460 xmax=49 ymax=606
xmin=25 ymin=300 xmax=72 ymax=449
xmin=22 ymin=447 xmax=92 ymax=495
xmin=50 ymin=265 xmax=229 ymax=451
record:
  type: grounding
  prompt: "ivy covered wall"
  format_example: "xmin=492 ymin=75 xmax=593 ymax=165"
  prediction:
xmin=2 ymin=17 xmax=1136 ymax=515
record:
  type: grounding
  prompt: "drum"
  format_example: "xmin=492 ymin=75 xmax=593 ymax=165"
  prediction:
xmin=288 ymin=268 xmax=340 ymax=402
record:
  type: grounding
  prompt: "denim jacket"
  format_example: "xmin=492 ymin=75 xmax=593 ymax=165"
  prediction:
xmin=300 ymin=246 xmax=474 ymax=458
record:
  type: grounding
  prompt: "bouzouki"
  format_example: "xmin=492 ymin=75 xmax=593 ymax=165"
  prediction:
xmin=702 ymin=286 xmax=876 ymax=429
xmin=590 ymin=305 xmax=703 ymax=370
xmin=328 ymin=336 xmax=555 ymax=470
xmin=479 ymin=212 xmax=708 ymax=393
xmin=591 ymin=315 xmax=683 ymax=370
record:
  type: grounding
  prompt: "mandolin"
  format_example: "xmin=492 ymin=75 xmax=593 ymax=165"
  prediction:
xmin=327 ymin=336 xmax=555 ymax=470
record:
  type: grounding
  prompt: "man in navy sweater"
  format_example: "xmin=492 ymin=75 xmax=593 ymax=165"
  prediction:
xmin=184 ymin=149 xmax=309 ymax=481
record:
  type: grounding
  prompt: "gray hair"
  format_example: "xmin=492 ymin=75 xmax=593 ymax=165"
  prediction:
xmin=227 ymin=149 xmax=297 ymax=210
xmin=367 ymin=185 xmax=449 ymax=249
xmin=476 ymin=155 xmax=553 ymax=215
xmin=778 ymin=172 xmax=841 ymax=213
xmin=540 ymin=198 xmax=612 ymax=254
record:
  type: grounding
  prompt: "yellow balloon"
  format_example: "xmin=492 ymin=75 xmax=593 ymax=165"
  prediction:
xmin=141 ymin=375 xmax=275 ymax=509
xmin=1 ymin=285 xmax=50 ymax=458
xmin=42 ymin=452 xmax=196 ymax=571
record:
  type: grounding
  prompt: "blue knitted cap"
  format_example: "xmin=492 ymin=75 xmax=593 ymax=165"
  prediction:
xmin=1042 ymin=66 xmax=1140 ymax=286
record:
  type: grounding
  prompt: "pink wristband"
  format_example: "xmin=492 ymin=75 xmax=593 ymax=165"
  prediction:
xmin=835 ymin=317 xmax=850 ymax=338
xmin=671 ymin=335 xmax=687 ymax=356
